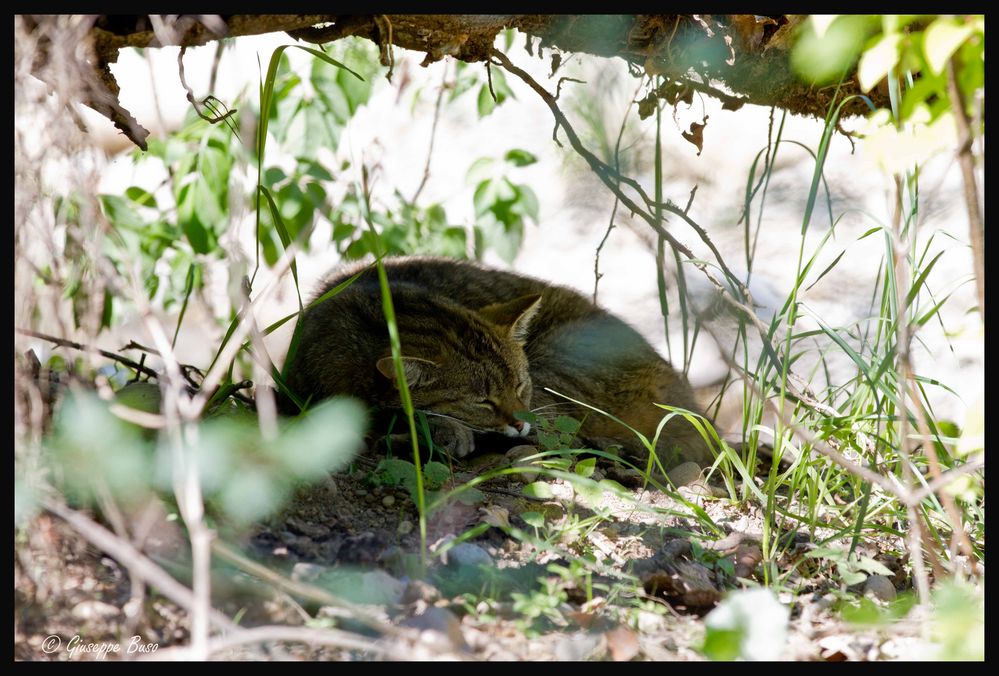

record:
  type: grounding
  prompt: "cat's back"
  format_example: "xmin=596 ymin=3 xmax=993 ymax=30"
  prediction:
xmin=319 ymin=256 xmax=606 ymax=328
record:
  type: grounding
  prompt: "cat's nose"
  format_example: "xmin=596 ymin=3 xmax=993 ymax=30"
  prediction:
xmin=512 ymin=420 xmax=525 ymax=432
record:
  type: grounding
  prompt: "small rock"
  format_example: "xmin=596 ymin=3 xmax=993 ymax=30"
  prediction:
xmin=554 ymin=632 xmax=606 ymax=661
xmin=382 ymin=495 xmax=396 ymax=508
xmin=71 ymin=600 xmax=120 ymax=622
xmin=667 ymin=461 xmax=702 ymax=487
xmin=401 ymin=606 xmax=467 ymax=650
xmin=863 ymin=574 xmax=897 ymax=602
xmin=505 ymin=444 xmax=540 ymax=483
xmin=505 ymin=444 xmax=539 ymax=461
xmin=355 ymin=489 xmax=368 ymax=497
xmin=397 ymin=520 xmax=414 ymax=535
xmin=733 ymin=544 xmax=763 ymax=579
xmin=445 ymin=542 xmax=493 ymax=568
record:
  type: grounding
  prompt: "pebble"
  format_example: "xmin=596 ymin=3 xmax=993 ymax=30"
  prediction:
xmin=863 ymin=574 xmax=897 ymax=602
xmin=554 ymin=632 xmax=605 ymax=661
xmin=667 ymin=461 xmax=702 ymax=487
xmin=445 ymin=542 xmax=494 ymax=568
xmin=382 ymin=495 xmax=396 ymax=508
xmin=400 ymin=606 xmax=467 ymax=650
xmin=71 ymin=600 xmax=120 ymax=621
xmin=397 ymin=520 xmax=414 ymax=535
xmin=505 ymin=444 xmax=540 ymax=483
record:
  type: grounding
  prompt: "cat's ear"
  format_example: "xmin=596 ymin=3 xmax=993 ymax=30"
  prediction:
xmin=376 ymin=355 xmax=438 ymax=388
xmin=479 ymin=294 xmax=542 ymax=343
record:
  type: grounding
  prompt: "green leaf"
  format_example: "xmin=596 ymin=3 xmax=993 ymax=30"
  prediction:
xmin=476 ymin=84 xmax=497 ymax=118
xmin=514 ymin=410 xmax=539 ymax=425
xmin=423 ymin=460 xmax=452 ymax=490
xmin=199 ymin=145 xmax=231 ymax=196
xmin=540 ymin=457 xmax=572 ymax=472
xmin=923 ymin=18 xmax=974 ymax=75
xmin=504 ymin=149 xmax=538 ymax=167
xmin=472 ymin=179 xmax=496 ymax=217
xmin=125 ymin=186 xmax=157 ymax=208
xmin=791 ymin=15 xmax=874 ymax=85
xmin=857 ymin=32 xmax=901 ymax=93
xmin=554 ymin=415 xmax=581 ymax=435
xmin=99 ymin=194 xmax=145 ymax=232
xmin=220 ymin=467 xmax=286 ymax=524
xmin=522 ymin=481 xmax=554 ymax=499
xmin=372 ymin=458 xmax=415 ymax=487
xmin=521 ymin=511 xmax=545 ymax=528
xmin=810 ymin=15 xmax=839 ymax=39
xmin=840 ymin=569 xmax=868 ymax=586
xmin=854 ymin=556 xmax=894 ymax=577
xmin=574 ymin=457 xmax=596 ymax=478
xmin=513 ymin=184 xmax=540 ymax=222
xmin=465 ymin=156 xmax=495 ymax=185
xmin=273 ymin=397 xmax=367 ymax=479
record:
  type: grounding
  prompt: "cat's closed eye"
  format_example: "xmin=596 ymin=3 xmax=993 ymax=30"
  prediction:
xmin=476 ymin=399 xmax=499 ymax=410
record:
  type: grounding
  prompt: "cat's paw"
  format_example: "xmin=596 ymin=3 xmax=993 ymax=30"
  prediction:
xmin=431 ymin=419 xmax=476 ymax=458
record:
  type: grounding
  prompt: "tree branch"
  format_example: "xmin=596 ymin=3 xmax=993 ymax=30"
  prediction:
xmin=24 ymin=14 xmax=891 ymax=152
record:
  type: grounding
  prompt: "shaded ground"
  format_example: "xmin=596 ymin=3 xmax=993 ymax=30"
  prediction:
xmin=16 ymin=438 xmax=924 ymax=662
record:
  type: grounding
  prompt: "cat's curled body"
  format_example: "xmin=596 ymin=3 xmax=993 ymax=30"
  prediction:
xmin=282 ymin=256 xmax=711 ymax=468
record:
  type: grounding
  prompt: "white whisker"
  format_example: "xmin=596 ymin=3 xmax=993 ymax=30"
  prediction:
xmin=418 ymin=410 xmax=491 ymax=435
xmin=529 ymin=402 xmax=579 ymax=413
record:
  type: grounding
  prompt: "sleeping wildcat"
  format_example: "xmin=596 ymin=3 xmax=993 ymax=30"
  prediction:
xmin=280 ymin=256 xmax=712 ymax=469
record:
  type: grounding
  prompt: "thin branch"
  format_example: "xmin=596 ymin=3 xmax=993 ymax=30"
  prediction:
xmin=593 ymin=79 xmax=643 ymax=303
xmin=946 ymin=58 xmax=984 ymax=320
xmin=410 ymin=62 xmax=449 ymax=204
xmin=492 ymin=49 xmax=843 ymax=424
xmin=16 ymin=328 xmax=160 ymax=380
xmin=909 ymin=456 xmax=984 ymax=504
xmin=906 ymin=377 xmax=978 ymax=576
xmin=150 ymin=625 xmax=421 ymax=661
xmin=373 ymin=15 xmax=395 ymax=81
xmin=178 ymin=45 xmax=238 ymax=125
xmin=891 ymin=170 xmax=930 ymax=605
xmin=211 ymin=540 xmax=410 ymax=639
xmin=43 ymin=499 xmax=240 ymax=633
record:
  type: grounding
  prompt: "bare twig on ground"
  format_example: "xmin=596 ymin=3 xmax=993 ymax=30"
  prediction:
xmin=210 ymin=541 xmax=411 ymax=639
xmin=43 ymin=499 xmax=240 ymax=633
xmin=147 ymin=625 xmax=422 ymax=661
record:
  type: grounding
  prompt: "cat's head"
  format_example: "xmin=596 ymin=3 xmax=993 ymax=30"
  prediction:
xmin=376 ymin=294 xmax=541 ymax=438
